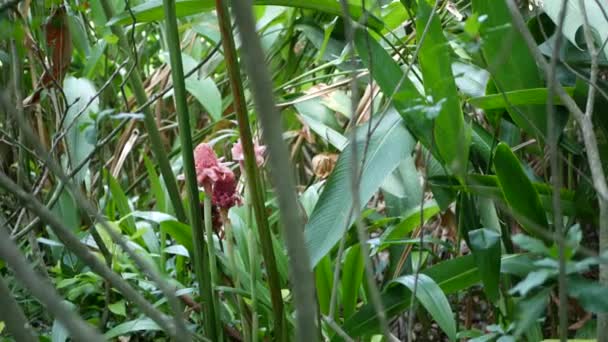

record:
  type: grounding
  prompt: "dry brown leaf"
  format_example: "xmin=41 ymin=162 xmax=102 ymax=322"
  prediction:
xmin=23 ymin=6 xmax=72 ymax=106
xmin=312 ymin=153 xmax=338 ymax=179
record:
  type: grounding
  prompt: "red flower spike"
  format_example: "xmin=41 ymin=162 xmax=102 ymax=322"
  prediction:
xmin=193 ymin=142 xmax=240 ymax=210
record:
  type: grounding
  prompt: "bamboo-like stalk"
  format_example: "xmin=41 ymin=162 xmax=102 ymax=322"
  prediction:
xmin=99 ymin=0 xmax=187 ymax=224
xmin=215 ymin=1 xmax=286 ymax=339
xmin=228 ymin=1 xmax=319 ymax=340
xmin=160 ymin=0 xmax=218 ymax=339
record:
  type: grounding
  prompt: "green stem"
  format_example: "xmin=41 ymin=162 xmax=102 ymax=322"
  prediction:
xmin=100 ymin=0 xmax=187 ymax=223
xmin=203 ymin=194 xmax=222 ymax=341
xmin=215 ymin=1 xmax=286 ymax=340
xmin=159 ymin=0 xmax=218 ymax=339
xmin=248 ymin=229 xmax=259 ymax=342
xmin=223 ymin=210 xmax=250 ymax=342
xmin=229 ymin=1 xmax=319 ymax=340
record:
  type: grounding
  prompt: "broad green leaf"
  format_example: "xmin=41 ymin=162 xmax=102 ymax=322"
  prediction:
xmin=390 ymin=274 xmax=457 ymax=341
xmin=381 ymin=156 xmax=423 ymax=216
xmin=494 ymin=143 xmax=549 ymax=240
xmin=51 ymin=189 xmax=80 ymax=232
xmin=512 ymin=234 xmax=551 ymax=255
xmin=514 ymin=289 xmax=550 ymax=337
xmin=305 ymin=109 xmax=414 ymax=267
xmin=341 ymin=254 xmax=526 ymax=338
xmin=62 ymin=76 xmax=98 ymax=184
xmin=340 ymin=255 xmax=479 ymax=338
xmin=161 ymin=220 xmax=193 ymax=255
xmin=354 ymin=29 xmax=431 ymax=148
xmin=510 ymin=269 xmax=554 ymax=296
xmin=380 ymin=203 xmax=440 ymax=247
xmin=543 ymin=0 xmax=608 ymax=60
xmin=457 ymin=192 xmax=482 ymax=246
xmin=428 ymin=174 xmax=593 ymax=219
xmin=83 ymin=40 xmax=107 ymax=79
xmin=469 ymin=228 xmax=501 ymax=302
xmin=567 ymin=276 xmax=608 ymax=314
xmin=472 ymin=0 xmax=549 ymax=141
xmin=416 ymin=0 xmax=470 ymax=179
xmin=103 ymin=318 xmax=162 ymax=339
xmin=314 ymin=255 xmax=333 ymax=316
xmin=108 ymin=300 xmax=126 ymax=316
xmin=295 ymin=99 xmax=347 ymax=150
xmin=108 ymin=172 xmax=136 ymax=234
xmin=341 ymin=244 xmax=365 ymax=319
xmin=185 ymin=78 xmax=222 ymax=121
xmin=468 ymin=87 xmax=575 ymax=110
xmin=129 ymin=211 xmax=177 ymax=224
xmin=108 ymin=0 xmax=383 ymax=30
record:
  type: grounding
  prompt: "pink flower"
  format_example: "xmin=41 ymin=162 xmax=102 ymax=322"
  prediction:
xmin=194 ymin=143 xmax=232 ymax=186
xmin=194 ymin=142 xmax=240 ymax=209
xmin=231 ymin=139 xmax=266 ymax=168
xmin=212 ymin=171 xmax=241 ymax=209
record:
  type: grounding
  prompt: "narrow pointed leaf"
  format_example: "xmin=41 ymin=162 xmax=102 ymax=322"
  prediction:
xmin=416 ymin=0 xmax=470 ymax=179
xmin=494 ymin=143 xmax=549 ymax=240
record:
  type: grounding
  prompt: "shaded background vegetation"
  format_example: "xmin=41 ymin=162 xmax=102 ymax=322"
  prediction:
xmin=1 ymin=0 xmax=608 ymax=341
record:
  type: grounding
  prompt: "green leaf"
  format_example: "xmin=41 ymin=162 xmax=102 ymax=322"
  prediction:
xmin=143 ymin=155 xmax=167 ymax=213
xmin=543 ymin=1 xmax=608 ymax=60
xmin=567 ymin=276 xmax=608 ymax=313
xmin=428 ymin=174 xmax=592 ymax=219
xmin=103 ymin=318 xmax=162 ymax=339
xmin=108 ymin=0 xmax=383 ymax=30
xmin=108 ymin=300 xmax=126 ymax=316
xmin=62 ymin=77 xmax=99 ymax=184
xmin=494 ymin=143 xmax=549 ymax=240
xmin=468 ymin=87 xmax=575 ymax=110
xmin=314 ymin=255 xmax=333 ymax=316
xmin=468 ymin=228 xmax=501 ymax=302
xmin=340 ymin=255 xmax=479 ymax=338
xmin=305 ymin=109 xmax=414 ymax=267
xmin=390 ymin=274 xmax=457 ymax=341
xmin=161 ymin=220 xmax=193 ymax=255
xmin=185 ymin=77 xmax=222 ymax=121
xmin=510 ymin=269 xmax=554 ymax=296
xmin=381 ymin=156 xmax=423 ymax=216
xmin=354 ymin=29 xmax=431 ymax=148
xmin=108 ymin=172 xmax=136 ymax=234
xmin=295 ymin=99 xmax=347 ymax=150
xmin=380 ymin=203 xmax=440 ymax=248
xmin=341 ymin=244 xmax=365 ymax=318
xmin=514 ymin=288 xmax=550 ymax=337
xmin=51 ymin=189 xmax=80 ymax=232
xmin=512 ymin=234 xmax=551 ymax=255
xmin=416 ymin=0 xmax=470 ymax=179
xmin=472 ymin=0 xmax=550 ymax=142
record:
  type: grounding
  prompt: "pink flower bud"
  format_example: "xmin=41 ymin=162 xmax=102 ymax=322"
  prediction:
xmin=231 ymin=139 xmax=266 ymax=168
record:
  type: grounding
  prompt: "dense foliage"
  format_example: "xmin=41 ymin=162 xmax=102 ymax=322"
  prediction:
xmin=1 ymin=0 xmax=608 ymax=341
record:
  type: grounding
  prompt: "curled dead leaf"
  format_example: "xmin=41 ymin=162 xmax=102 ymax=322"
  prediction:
xmin=312 ymin=153 xmax=338 ymax=179
xmin=23 ymin=5 xmax=72 ymax=106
